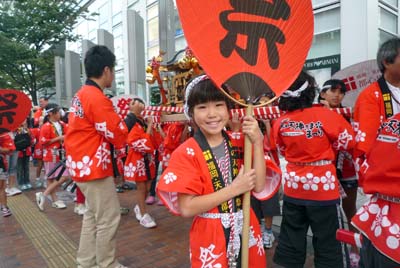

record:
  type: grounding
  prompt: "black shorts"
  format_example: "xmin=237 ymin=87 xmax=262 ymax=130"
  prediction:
xmin=251 ymin=190 xmax=281 ymax=221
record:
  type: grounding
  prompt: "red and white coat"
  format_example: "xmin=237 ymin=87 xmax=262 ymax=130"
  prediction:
xmin=157 ymin=132 xmax=281 ymax=268
xmin=40 ymin=121 xmax=68 ymax=163
xmin=124 ymin=120 xmax=155 ymax=182
xmin=271 ymin=107 xmax=355 ymax=202
xmin=65 ymin=84 xmax=128 ymax=182
xmin=351 ymin=114 xmax=400 ymax=264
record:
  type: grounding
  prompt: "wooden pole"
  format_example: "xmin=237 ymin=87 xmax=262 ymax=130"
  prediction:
xmin=241 ymin=104 xmax=253 ymax=268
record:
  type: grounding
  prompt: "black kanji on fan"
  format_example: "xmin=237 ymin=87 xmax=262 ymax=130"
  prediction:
xmin=219 ymin=0 xmax=291 ymax=69
xmin=0 ymin=93 xmax=18 ymax=128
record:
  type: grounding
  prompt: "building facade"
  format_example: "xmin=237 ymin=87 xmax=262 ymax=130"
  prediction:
xmin=63 ymin=0 xmax=399 ymax=103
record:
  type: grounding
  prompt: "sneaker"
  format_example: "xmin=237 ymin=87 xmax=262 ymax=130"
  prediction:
xmin=139 ymin=213 xmax=157 ymax=228
xmin=35 ymin=179 xmax=43 ymax=188
xmin=349 ymin=252 xmax=360 ymax=268
xmin=263 ymin=231 xmax=275 ymax=249
xmin=120 ymin=207 xmax=130 ymax=215
xmin=52 ymin=200 xmax=67 ymax=209
xmin=116 ymin=186 xmax=124 ymax=193
xmin=36 ymin=192 xmax=45 ymax=211
xmin=20 ymin=184 xmax=28 ymax=191
xmin=74 ymin=204 xmax=86 ymax=215
xmin=145 ymin=196 xmax=155 ymax=205
xmin=157 ymin=199 xmax=164 ymax=206
xmin=26 ymin=183 xmax=32 ymax=190
xmin=133 ymin=205 xmax=142 ymax=221
xmin=6 ymin=187 xmax=22 ymax=196
xmin=1 ymin=206 xmax=12 ymax=217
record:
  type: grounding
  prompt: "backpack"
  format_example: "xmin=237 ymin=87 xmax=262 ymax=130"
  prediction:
xmin=14 ymin=132 xmax=31 ymax=151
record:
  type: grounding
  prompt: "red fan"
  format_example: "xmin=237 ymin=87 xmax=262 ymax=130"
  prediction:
xmin=176 ymin=1 xmax=314 ymax=266
xmin=0 ymin=89 xmax=32 ymax=134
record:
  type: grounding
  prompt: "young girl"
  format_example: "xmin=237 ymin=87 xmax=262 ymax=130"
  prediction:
xmin=0 ymin=133 xmax=15 ymax=217
xmin=35 ymin=103 xmax=69 ymax=211
xmin=320 ymin=79 xmax=360 ymax=267
xmin=124 ymin=98 xmax=157 ymax=228
xmin=157 ymin=75 xmax=280 ymax=268
xmin=272 ymin=71 xmax=355 ymax=268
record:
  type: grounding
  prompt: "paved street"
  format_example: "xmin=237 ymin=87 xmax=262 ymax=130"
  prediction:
xmin=0 ymin=163 xmax=367 ymax=267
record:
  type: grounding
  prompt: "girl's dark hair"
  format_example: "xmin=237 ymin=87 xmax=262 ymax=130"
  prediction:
xmin=43 ymin=103 xmax=61 ymax=123
xmin=318 ymin=79 xmax=346 ymax=103
xmin=278 ymin=71 xmax=317 ymax=112
xmin=186 ymin=79 xmax=232 ymax=118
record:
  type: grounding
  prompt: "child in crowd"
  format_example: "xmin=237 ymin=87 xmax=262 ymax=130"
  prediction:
xmin=35 ymin=103 xmax=69 ymax=211
xmin=15 ymin=119 xmax=33 ymax=190
xmin=157 ymin=75 xmax=280 ymax=268
xmin=320 ymin=79 xmax=360 ymax=266
xmin=0 ymin=133 xmax=15 ymax=217
xmin=124 ymin=98 xmax=157 ymax=228
xmin=272 ymin=71 xmax=356 ymax=268
xmin=30 ymin=116 xmax=45 ymax=188
xmin=251 ymin=119 xmax=282 ymax=249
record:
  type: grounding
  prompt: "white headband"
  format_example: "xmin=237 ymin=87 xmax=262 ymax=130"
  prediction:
xmin=281 ymin=81 xmax=309 ymax=98
xmin=320 ymin=84 xmax=332 ymax=91
xmin=183 ymin=74 xmax=209 ymax=119
xmin=43 ymin=107 xmax=55 ymax=117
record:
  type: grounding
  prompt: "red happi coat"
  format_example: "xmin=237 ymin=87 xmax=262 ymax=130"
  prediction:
xmin=30 ymin=128 xmax=43 ymax=159
xmin=271 ymin=107 xmax=355 ymax=202
xmin=124 ymin=120 xmax=155 ymax=182
xmin=161 ymin=122 xmax=185 ymax=169
xmin=353 ymin=81 xmax=388 ymax=158
xmin=0 ymin=133 xmax=16 ymax=171
xmin=157 ymin=132 xmax=281 ymax=268
xmin=351 ymin=114 xmax=400 ymax=264
xmin=40 ymin=121 xmax=68 ymax=163
xmin=64 ymin=84 xmax=128 ymax=182
xmin=33 ymin=108 xmax=44 ymax=127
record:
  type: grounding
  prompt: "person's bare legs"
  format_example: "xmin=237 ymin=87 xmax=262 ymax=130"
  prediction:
xmin=44 ymin=176 xmax=68 ymax=201
xmin=0 ymin=180 xmax=7 ymax=206
xmin=136 ymin=181 xmax=147 ymax=215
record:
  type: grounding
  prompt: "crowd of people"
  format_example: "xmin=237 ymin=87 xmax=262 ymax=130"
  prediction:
xmin=1 ymin=37 xmax=400 ymax=268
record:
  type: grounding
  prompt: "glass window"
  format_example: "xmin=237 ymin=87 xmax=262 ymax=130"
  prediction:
xmin=380 ymin=0 xmax=398 ymax=8
xmin=379 ymin=29 xmax=397 ymax=45
xmin=115 ymin=69 xmax=125 ymax=95
xmin=312 ymin=0 xmax=339 ymax=8
xmin=307 ymin=29 xmax=341 ymax=59
xmin=112 ymin=0 xmax=122 ymax=14
xmin=148 ymin=46 xmax=160 ymax=60
xmin=380 ymin=7 xmax=398 ymax=34
xmin=174 ymin=6 xmax=183 ymax=37
xmin=314 ymin=7 xmax=340 ymax=34
xmin=147 ymin=17 xmax=159 ymax=47
xmin=175 ymin=36 xmax=187 ymax=52
xmin=98 ymin=3 xmax=109 ymax=26
xmin=113 ymin=12 xmax=122 ymax=26
xmin=128 ymin=0 xmax=138 ymax=6
xmin=147 ymin=4 xmax=158 ymax=19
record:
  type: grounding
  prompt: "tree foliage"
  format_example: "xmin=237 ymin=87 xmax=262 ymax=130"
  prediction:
xmin=0 ymin=0 xmax=93 ymax=105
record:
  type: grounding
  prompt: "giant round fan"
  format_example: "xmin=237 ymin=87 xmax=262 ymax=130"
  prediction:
xmin=176 ymin=0 xmax=314 ymax=104
xmin=0 ymin=89 xmax=32 ymax=134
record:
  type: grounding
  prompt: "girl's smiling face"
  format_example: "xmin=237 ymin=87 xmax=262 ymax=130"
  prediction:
xmin=193 ymin=100 xmax=229 ymax=144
